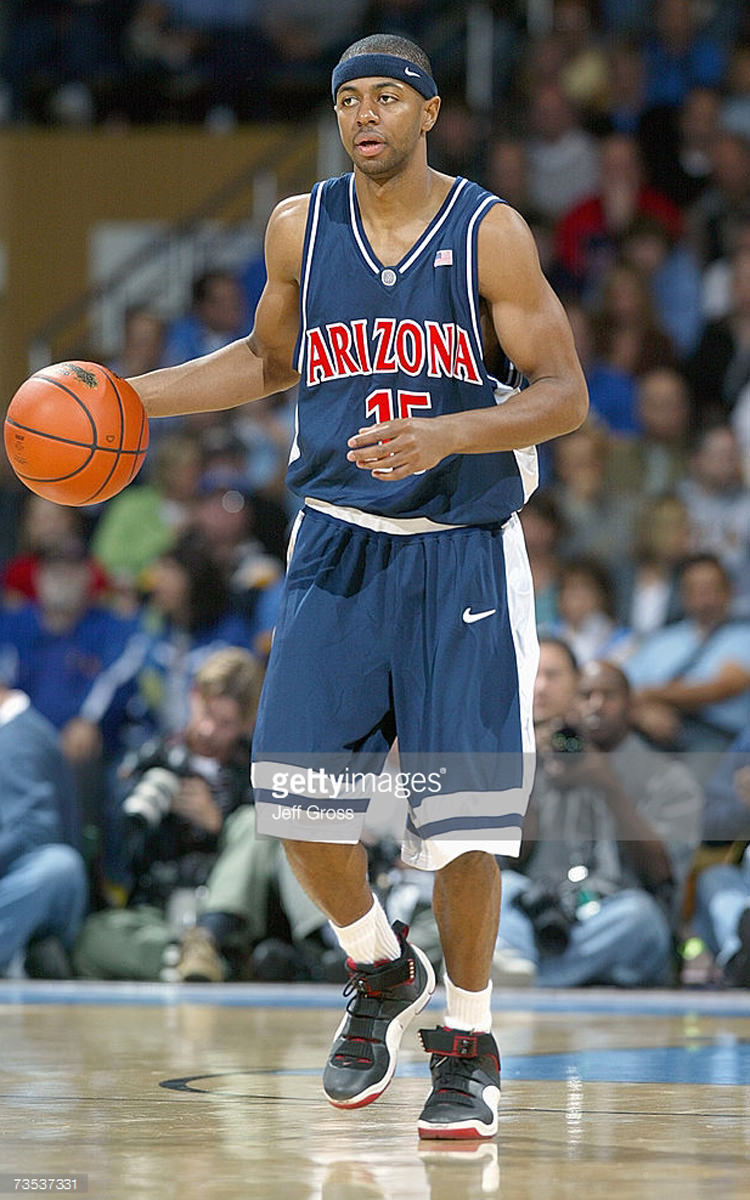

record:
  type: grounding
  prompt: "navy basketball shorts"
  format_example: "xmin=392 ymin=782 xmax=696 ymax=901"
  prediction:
xmin=251 ymin=500 xmax=539 ymax=870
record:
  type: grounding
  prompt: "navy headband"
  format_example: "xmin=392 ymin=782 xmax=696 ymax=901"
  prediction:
xmin=332 ymin=54 xmax=438 ymax=103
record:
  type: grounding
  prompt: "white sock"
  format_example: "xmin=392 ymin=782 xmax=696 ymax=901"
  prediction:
xmin=443 ymin=971 xmax=492 ymax=1033
xmin=331 ymin=897 xmax=400 ymax=964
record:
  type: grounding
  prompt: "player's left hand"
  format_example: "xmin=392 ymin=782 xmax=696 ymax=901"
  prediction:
xmin=346 ymin=417 xmax=455 ymax=480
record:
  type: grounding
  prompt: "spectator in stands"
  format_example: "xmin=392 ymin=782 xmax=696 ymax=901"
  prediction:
xmin=627 ymin=553 xmax=750 ymax=756
xmin=607 ymin=367 xmax=691 ymax=497
xmin=686 ymin=246 xmax=750 ymax=427
xmin=110 ymin=305 xmax=167 ymax=378
xmin=641 ymin=0 xmax=726 ymax=111
xmin=485 ymin=138 xmax=530 ymax=217
xmin=72 ymin=647 xmax=331 ymax=981
xmin=124 ymin=1 xmax=275 ymax=124
xmin=639 ymin=86 xmax=721 ymax=210
xmin=258 ymin=0 xmax=368 ymax=113
xmin=677 ymin=425 xmax=750 ymax=599
xmin=226 ymin=397 xmax=295 ymax=519
xmin=2 ymin=495 xmax=110 ymax=608
xmin=689 ymin=131 xmax=750 ymax=270
xmin=519 ymin=492 xmax=566 ymax=630
xmin=692 ymin=724 xmax=750 ymax=987
xmin=91 ymin=433 xmax=201 ymax=595
xmin=524 ymin=81 xmax=600 ymax=221
xmin=195 ymin=425 xmax=291 ymax=556
xmin=550 ymin=420 xmax=638 ymax=570
xmin=103 ymin=530 xmax=259 ymax=752
xmin=493 ymin=651 xmax=702 ymax=987
xmin=602 ymin=39 xmax=647 ymax=136
xmin=701 ymin=216 xmax=750 ymax=324
xmin=190 ymin=468 xmax=284 ymax=659
xmin=552 ymin=0 xmax=609 ymax=119
xmin=613 ymin=493 xmax=690 ymax=638
xmin=548 ymin=557 xmax=635 ymax=666
xmin=0 ymin=537 xmax=139 ymax=768
xmin=620 ymin=216 xmax=704 ymax=356
xmin=163 ymin=269 xmax=248 ymax=367
xmin=587 ymin=260 xmax=676 ymax=433
xmin=425 ymin=100 xmax=484 ymax=181
xmin=554 ymin=133 xmax=682 ymax=292
xmin=0 ymin=679 xmax=88 ymax=978
xmin=721 ymin=42 xmax=750 ymax=140
xmin=0 ymin=0 xmax=126 ymax=124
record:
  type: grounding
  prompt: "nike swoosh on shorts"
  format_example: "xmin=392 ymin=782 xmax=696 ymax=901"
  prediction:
xmin=462 ymin=607 xmax=497 ymax=624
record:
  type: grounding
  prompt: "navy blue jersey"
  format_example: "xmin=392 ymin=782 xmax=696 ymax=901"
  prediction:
xmin=287 ymin=174 xmax=539 ymax=526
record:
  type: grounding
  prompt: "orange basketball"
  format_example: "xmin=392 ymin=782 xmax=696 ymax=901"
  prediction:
xmin=4 ymin=360 xmax=149 ymax=506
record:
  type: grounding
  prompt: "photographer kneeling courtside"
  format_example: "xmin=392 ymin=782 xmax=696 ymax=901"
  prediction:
xmin=492 ymin=641 xmax=703 ymax=987
xmin=72 ymin=648 xmax=331 ymax=982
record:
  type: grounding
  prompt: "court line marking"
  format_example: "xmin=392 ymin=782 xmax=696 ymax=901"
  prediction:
xmin=3 ymin=981 xmax=750 ymax=1018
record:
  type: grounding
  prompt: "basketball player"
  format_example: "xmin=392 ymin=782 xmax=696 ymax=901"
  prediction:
xmin=129 ymin=34 xmax=588 ymax=1139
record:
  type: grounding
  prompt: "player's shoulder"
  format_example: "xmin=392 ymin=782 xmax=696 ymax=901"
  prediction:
xmin=475 ymin=200 xmax=541 ymax=295
xmin=267 ymin=192 xmax=311 ymax=239
xmin=265 ymin=192 xmax=312 ymax=279
xmin=476 ymin=198 xmax=534 ymax=245
xmin=267 ymin=176 xmax=348 ymax=228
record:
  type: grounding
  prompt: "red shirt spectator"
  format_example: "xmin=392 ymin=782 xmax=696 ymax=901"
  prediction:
xmin=555 ymin=133 xmax=683 ymax=286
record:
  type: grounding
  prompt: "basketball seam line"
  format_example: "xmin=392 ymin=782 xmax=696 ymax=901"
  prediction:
xmin=5 ymin=418 xmax=146 ymax=454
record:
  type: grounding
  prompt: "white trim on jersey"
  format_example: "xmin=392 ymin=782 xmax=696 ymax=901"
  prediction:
xmin=285 ymin=507 xmax=305 ymax=565
xmin=305 ymin=495 xmax=467 ymax=535
xmin=288 ymin=396 xmax=300 ymax=464
xmin=493 ymin=381 xmax=540 ymax=503
xmin=465 ymin=195 xmax=498 ymax=354
xmin=348 ymin=175 xmax=380 ymax=275
xmin=296 ymin=184 xmax=324 ymax=374
xmin=398 ymin=177 xmax=468 ymax=273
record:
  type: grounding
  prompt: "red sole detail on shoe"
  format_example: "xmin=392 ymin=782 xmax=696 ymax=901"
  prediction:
xmin=418 ymin=1126 xmax=495 ymax=1140
xmin=326 ymin=1086 xmax=387 ymax=1110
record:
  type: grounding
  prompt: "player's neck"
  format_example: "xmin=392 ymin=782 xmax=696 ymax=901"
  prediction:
xmin=353 ymin=161 xmax=454 ymax=230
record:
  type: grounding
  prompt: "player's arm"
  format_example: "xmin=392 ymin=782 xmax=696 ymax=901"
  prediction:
xmin=348 ymin=205 xmax=588 ymax=479
xmin=128 ymin=196 xmax=307 ymax=419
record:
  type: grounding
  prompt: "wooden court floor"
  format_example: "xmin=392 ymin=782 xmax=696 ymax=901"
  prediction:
xmin=1 ymin=982 xmax=749 ymax=1200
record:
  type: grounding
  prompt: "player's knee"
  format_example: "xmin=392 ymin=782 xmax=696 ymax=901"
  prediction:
xmin=437 ymin=850 xmax=499 ymax=878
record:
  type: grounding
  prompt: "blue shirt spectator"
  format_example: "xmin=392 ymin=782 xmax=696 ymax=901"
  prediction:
xmin=643 ymin=1 xmax=726 ymax=110
xmin=626 ymin=555 xmax=750 ymax=751
xmin=164 ymin=270 xmax=248 ymax=367
xmin=0 ymin=685 xmax=88 ymax=976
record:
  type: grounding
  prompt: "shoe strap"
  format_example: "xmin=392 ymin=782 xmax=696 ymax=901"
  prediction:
xmin=418 ymin=1027 xmax=497 ymax=1059
xmin=344 ymin=929 xmax=416 ymax=996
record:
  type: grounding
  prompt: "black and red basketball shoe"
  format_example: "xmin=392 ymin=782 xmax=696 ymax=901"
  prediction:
xmin=417 ymin=1026 xmax=501 ymax=1139
xmin=322 ymin=921 xmax=435 ymax=1109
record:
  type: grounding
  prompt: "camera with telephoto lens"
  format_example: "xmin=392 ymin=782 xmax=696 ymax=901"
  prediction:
xmin=514 ymin=877 xmax=578 ymax=955
xmin=122 ymin=743 xmax=194 ymax=829
xmin=549 ymin=724 xmax=586 ymax=754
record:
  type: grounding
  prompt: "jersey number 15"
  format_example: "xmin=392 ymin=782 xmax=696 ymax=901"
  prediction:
xmin=364 ymin=389 xmax=432 ymax=423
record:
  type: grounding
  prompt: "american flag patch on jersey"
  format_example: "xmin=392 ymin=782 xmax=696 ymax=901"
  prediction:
xmin=433 ymin=248 xmax=453 ymax=267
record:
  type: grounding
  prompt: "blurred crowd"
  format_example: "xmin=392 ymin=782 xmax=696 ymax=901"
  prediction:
xmin=1 ymin=0 xmax=750 ymax=990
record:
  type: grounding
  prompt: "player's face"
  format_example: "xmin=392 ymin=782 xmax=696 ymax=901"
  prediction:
xmin=335 ymin=78 xmax=439 ymax=179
